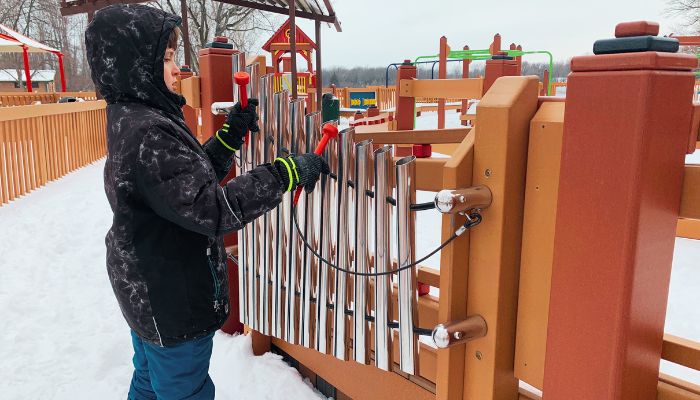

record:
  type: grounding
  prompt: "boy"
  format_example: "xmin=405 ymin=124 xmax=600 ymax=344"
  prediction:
xmin=85 ymin=4 xmax=328 ymax=399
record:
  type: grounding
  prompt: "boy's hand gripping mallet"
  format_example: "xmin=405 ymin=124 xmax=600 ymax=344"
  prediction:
xmin=293 ymin=123 xmax=339 ymax=205
xmin=233 ymin=71 xmax=250 ymax=144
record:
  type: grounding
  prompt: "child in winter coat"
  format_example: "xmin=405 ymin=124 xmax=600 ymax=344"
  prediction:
xmin=85 ymin=4 xmax=328 ymax=399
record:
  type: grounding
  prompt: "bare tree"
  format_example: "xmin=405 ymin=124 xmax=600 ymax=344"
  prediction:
xmin=0 ymin=0 xmax=277 ymax=90
xmin=665 ymin=0 xmax=700 ymax=34
xmin=153 ymin=0 xmax=278 ymax=72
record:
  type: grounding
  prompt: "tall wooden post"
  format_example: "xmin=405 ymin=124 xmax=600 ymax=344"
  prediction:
xmin=315 ymin=19 xmax=323 ymax=114
xmin=438 ymin=36 xmax=448 ymax=129
xmin=543 ymin=22 xmax=697 ymax=399
xmin=289 ymin=0 xmax=298 ymax=99
xmin=198 ymin=37 xmax=237 ymax=142
xmin=461 ymin=45 xmax=471 ymax=126
xmin=395 ymin=61 xmax=416 ymax=157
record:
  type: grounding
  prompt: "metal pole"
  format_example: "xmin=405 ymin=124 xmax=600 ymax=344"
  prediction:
xmin=289 ymin=0 xmax=298 ymax=99
xmin=396 ymin=155 xmax=418 ymax=375
xmin=315 ymin=120 xmax=338 ymax=354
xmin=332 ymin=127 xmax=355 ymax=360
xmin=285 ymin=97 xmax=306 ymax=344
xmin=272 ymin=90 xmax=290 ymax=339
xmin=300 ymin=111 xmax=321 ymax=348
xmin=352 ymin=139 xmax=372 ymax=364
xmin=373 ymin=145 xmax=393 ymax=371
xmin=314 ymin=20 xmax=322 ymax=113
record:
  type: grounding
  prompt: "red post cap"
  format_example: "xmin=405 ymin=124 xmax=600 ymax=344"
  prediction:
xmin=181 ymin=64 xmax=190 ymax=69
xmin=214 ymin=36 xmax=228 ymax=43
xmin=615 ymin=21 xmax=660 ymax=38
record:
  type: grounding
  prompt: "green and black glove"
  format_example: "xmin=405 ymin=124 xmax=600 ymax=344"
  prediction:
xmin=215 ymin=99 xmax=260 ymax=151
xmin=274 ymin=153 xmax=330 ymax=193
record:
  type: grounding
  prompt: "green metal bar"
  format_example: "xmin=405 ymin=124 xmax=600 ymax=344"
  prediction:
xmin=504 ymin=49 xmax=554 ymax=95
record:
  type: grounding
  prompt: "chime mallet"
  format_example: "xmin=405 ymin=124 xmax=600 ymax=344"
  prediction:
xmin=293 ymin=123 xmax=339 ymax=205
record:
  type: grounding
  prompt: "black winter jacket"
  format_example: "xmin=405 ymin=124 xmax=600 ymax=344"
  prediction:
xmin=85 ymin=4 xmax=284 ymax=346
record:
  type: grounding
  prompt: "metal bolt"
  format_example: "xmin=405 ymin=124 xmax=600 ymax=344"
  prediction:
xmin=453 ymin=331 xmax=464 ymax=340
xmin=475 ymin=351 xmax=483 ymax=360
xmin=484 ymin=169 xmax=492 ymax=177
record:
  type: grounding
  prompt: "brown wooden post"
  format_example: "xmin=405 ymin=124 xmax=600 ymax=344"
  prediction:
xmin=289 ymin=0 xmax=298 ymax=99
xmin=178 ymin=65 xmax=198 ymax=139
xmin=461 ymin=45 xmax=471 ymax=126
xmin=543 ymin=23 xmax=697 ymax=399
xmin=198 ymin=37 xmax=237 ymax=142
xmin=438 ymin=36 xmax=448 ymax=129
xmin=395 ymin=61 xmax=417 ymax=157
xmin=315 ymin=19 xmax=323 ymax=115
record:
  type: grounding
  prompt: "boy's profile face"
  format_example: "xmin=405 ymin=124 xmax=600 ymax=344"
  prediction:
xmin=164 ymin=48 xmax=180 ymax=93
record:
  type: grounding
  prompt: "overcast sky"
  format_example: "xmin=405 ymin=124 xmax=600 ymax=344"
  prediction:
xmin=287 ymin=0 xmax=685 ymax=68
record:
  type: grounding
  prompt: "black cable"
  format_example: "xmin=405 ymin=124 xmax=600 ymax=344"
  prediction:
xmin=410 ymin=201 xmax=436 ymax=211
xmin=291 ymin=203 xmax=481 ymax=277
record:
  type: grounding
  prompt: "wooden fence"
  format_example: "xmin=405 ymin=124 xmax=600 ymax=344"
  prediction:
xmin=0 ymin=101 xmax=107 ymax=206
xmin=0 ymin=92 xmax=98 ymax=107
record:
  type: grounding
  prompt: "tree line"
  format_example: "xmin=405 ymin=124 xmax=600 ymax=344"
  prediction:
xmin=322 ymin=60 xmax=573 ymax=88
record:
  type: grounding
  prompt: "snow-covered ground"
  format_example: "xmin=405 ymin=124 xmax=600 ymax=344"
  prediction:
xmin=0 ymin=111 xmax=698 ymax=398
xmin=0 ymin=161 xmax=325 ymax=400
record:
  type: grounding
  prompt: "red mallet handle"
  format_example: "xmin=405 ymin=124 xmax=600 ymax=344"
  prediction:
xmin=233 ymin=71 xmax=250 ymax=144
xmin=293 ymin=123 xmax=339 ymax=205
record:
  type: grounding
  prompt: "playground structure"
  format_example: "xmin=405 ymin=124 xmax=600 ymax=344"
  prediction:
xmin=169 ymin=19 xmax=700 ymax=400
xmin=1 ymin=10 xmax=700 ymax=399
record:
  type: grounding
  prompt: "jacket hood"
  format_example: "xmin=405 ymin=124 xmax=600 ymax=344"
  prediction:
xmin=85 ymin=4 xmax=185 ymax=118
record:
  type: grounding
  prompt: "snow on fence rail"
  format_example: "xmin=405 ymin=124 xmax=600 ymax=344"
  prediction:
xmin=0 ymin=100 xmax=106 ymax=206
xmin=0 ymin=91 xmax=98 ymax=107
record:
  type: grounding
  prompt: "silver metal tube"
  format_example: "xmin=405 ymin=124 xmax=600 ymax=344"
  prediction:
xmin=315 ymin=121 xmax=338 ymax=354
xmin=434 ymin=186 xmax=492 ymax=214
xmin=210 ymin=102 xmax=235 ymax=115
xmin=396 ymin=155 xmax=418 ymax=375
xmin=333 ymin=127 xmax=355 ymax=361
xmin=236 ymin=126 xmax=248 ymax=326
xmin=245 ymin=62 xmax=259 ymax=103
xmin=352 ymin=139 xmax=372 ymax=364
xmin=373 ymin=145 xmax=393 ymax=371
xmin=232 ymin=53 xmax=243 ymax=104
xmin=255 ymin=74 xmax=274 ymax=336
xmin=300 ymin=111 xmax=321 ymax=348
xmin=271 ymin=90 xmax=289 ymax=339
xmin=245 ymin=111 xmax=258 ymax=331
xmin=284 ymin=98 xmax=306 ymax=344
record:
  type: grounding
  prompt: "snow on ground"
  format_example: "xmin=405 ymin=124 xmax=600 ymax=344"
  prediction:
xmin=0 ymin=112 xmax=699 ymax=398
xmin=0 ymin=160 xmax=325 ymax=400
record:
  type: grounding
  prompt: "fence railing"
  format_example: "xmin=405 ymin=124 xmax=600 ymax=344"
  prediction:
xmin=0 ymin=101 xmax=107 ymax=206
xmin=0 ymin=91 xmax=98 ymax=107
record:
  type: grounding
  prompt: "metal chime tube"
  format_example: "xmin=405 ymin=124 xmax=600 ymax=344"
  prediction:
xmin=353 ymin=139 xmax=373 ymax=364
xmin=244 ymin=79 xmax=259 ymax=332
xmin=333 ymin=127 xmax=355 ymax=360
xmin=232 ymin=53 xmax=242 ymax=104
xmin=256 ymin=73 xmax=275 ymax=335
xmin=300 ymin=111 xmax=321 ymax=348
xmin=373 ymin=145 xmax=393 ymax=371
xmin=315 ymin=120 xmax=338 ymax=354
xmin=396 ymin=155 xmax=418 ymax=375
xmin=271 ymin=90 xmax=289 ymax=338
xmin=232 ymin=52 xmax=247 ymax=325
xmin=284 ymin=98 xmax=306 ymax=344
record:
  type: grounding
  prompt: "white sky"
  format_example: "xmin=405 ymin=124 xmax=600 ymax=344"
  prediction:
xmin=288 ymin=0 xmax=686 ymax=67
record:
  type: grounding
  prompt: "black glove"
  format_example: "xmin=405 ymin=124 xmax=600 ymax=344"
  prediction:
xmin=215 ymin=98 xmax=259 ymax=151
xmin=274 ymin=153 xmax=330 ymax=193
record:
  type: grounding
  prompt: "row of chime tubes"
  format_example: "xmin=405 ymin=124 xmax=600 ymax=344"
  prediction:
xmin=235 ymin=62 xmax=420 ymax=375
